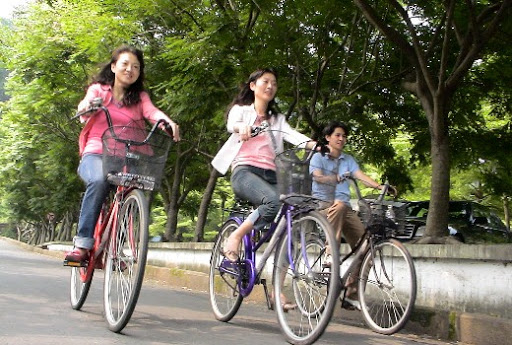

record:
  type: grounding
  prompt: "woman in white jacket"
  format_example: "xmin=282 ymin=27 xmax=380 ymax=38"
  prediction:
xmin=211 ymin=68 xmax=315 ymax=266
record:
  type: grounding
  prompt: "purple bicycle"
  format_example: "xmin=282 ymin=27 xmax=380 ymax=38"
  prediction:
xmin=208 ymin=141 xmax=341 ymax=345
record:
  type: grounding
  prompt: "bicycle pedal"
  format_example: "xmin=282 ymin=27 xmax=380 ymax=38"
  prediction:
xmin=113 ymin=261 xmax=128 ymax=272
xmin=63 ymin=259 xmax=88 ymax=267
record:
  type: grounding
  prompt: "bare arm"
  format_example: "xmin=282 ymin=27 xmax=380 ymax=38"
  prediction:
xmin=353 ymin=169 xmax=382 ymax=190
xmin=312 ymin=168 xmax=339 ymax=186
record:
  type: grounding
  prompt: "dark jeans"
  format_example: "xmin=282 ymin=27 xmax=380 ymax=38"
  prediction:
xmin=231 ymin=165 xmax=279 ymax=230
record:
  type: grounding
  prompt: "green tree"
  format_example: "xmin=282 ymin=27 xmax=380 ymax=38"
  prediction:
xmin=353 ymin=0 xmax=512 ymax=242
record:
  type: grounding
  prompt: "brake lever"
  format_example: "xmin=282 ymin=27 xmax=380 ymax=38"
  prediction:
xmin=70 ymin=97 xmax=103 ymax=121
xmin=250 ymin=120 xmax=269 ymax=137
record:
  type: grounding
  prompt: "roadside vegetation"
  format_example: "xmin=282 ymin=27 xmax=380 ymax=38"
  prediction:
xmin=0 ymin=0 xmax=510 ymax=244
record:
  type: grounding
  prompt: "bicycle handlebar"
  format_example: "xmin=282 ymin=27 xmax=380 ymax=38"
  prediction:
xmin=339 ymin=172 xmax=396 ymax=201
xmin=70 ymin=97 xmax=174 ymax=143
xmin=250 ymin=120 xmax=269 ymax=137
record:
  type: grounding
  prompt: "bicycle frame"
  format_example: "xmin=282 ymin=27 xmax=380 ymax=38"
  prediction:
xmin=222 ymin=202 xmax=316 ymax=297
xmin=77 ymin=184 xmax=136 ymax=283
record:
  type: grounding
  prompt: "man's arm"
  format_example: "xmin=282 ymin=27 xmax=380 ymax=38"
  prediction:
xmin=353 ymin=170 xmax=382 ymax=190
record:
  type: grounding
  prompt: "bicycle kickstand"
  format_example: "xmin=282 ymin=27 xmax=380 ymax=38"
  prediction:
xmin=261 ymin=279 xmax=273 ymax=310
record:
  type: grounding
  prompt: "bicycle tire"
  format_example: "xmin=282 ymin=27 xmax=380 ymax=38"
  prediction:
xmin=359 ymin=238 xmax=416 ymax=334
xmin=209 ymin=220 xmax=244 ymax=322
xmin=70 ymin=267 xmax=93 ymax=310
xmin=273 ymin=211 xmax=340 ymax=345
xmin=103 ymin=189 xmax=149 ymax=333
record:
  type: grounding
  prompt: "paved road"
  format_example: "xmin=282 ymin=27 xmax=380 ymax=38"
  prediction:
xmin=0 ymin=238 xmax=457 ymax=345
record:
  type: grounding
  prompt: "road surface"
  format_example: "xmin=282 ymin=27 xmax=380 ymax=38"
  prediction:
xmin=0 ymin=238 xmax=457 ymax=345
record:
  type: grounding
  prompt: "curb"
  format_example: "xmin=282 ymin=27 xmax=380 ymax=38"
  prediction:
xmin=4 ymin=237 xmax=512 ymax=345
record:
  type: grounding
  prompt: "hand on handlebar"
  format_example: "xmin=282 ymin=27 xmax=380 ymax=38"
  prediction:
xmin=251 ymin=120 xmax=269 ymax=137
xmin=238 ymin=125 xmax=252 ymax=141
xmin=164 ymin=121 xmax=180 ymax=142
xmin=238 ymin=121 xmax=268 ymax=142
xmin=72 ymin=97 xmax=104 ymax=120
xmin=386 ymin=184 xmax=398 ymax=197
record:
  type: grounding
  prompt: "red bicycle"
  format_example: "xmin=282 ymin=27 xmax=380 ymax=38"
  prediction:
xmin=65 ymin=98 xmax=173 ymax=332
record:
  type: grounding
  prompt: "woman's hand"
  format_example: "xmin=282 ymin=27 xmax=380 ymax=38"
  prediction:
xmin=166 ymin=121 xmax=180 ymax=142
xmin=238 ymin=125 xmax=252 ymax=141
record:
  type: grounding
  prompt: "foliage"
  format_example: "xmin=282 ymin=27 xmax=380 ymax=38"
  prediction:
xmin=0 ymin=0 xmax=510 ymax=241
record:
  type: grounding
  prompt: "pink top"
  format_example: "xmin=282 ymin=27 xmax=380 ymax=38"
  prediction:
xmin=78 ymin=83 xmax=172 ymax=156
xmin=232 ymin=116 xmax=276 ymax=171
xmin=232 ymin=131 xmax=276 ymax=171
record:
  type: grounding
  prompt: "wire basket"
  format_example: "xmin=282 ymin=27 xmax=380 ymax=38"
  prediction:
xmin=358 ymin=198 xmax=405 ymax=236
xmin=358 ymin=199 xmax=385 ymax=233
xmin=275 ymin=147 xmax=315 ymax=204
xmin=102 ymin=125 xmax=172 ymax=190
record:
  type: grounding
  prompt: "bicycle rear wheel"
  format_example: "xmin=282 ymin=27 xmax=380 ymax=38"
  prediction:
xmin=273 ymin=211 xmax=340 ymax=345
xmin=70 ymin=267 xmax=93 ymax=310
xmin=359 ymin=238 xmax=416 ymax=334
xmin=209 ymin=220 xmax=244 ymax=322
xmin=103 ymin=189 xmax=149 ymax=333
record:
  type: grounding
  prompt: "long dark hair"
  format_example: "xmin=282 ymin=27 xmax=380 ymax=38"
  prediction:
xmin=92 ymin=45 xmax=145 ymax=106
xmin=226 ymin=68 xmax=278 ymax=119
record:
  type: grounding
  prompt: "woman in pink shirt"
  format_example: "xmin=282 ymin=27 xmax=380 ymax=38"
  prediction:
xmin=212 ymin=68 xmax=315 ymax=272
xmin=64 ymin=45 xmax=180 ymax=263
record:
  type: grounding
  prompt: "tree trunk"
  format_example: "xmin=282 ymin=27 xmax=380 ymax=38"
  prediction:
xmin=504 ymin=195 xmax=510 ymax=232
xmin=164 ymin=146 xmax=183 ymax=242
xmin=164 ymin=176 xmax=180 ymax=241
xmin=414 ymin=93 xmax=452 ymax=243
xmin=57 ymin=211 xmax=74 ymax=241
xmin=194 ymin=168 xmax=220 ymax=242
xmin=426 ymin=102 xmax=450 ymax=237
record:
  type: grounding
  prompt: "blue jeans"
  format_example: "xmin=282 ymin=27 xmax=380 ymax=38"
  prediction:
xmin=231 ymin=166 xmax=280 ymax=230
xmin=75 ymin=154 xmax=110 ymax=249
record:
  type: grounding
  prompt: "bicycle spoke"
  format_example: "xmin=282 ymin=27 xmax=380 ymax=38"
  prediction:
xmin=103 ymin=190 xmax=148 ymax=333
xmin=209 ymin=220 xmax=244 ymax=321
xmin=274 ymin=211 xmax=340 ymax=345
xmin=359 ymin=239 xmax=416 ymax=334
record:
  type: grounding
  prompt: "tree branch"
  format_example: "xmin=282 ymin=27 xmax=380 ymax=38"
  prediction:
xmin=352 ymin=0 xmax=415 ymax=61
xmin=447 ymin=0 xmax=511 ymax=92
xmin=169 ymin=0 xmax=205 ymax=32
xmin=388 ymin=0 xmax=436 ymax=95
xmin=438 ymin=0 xmax=455 ymax=94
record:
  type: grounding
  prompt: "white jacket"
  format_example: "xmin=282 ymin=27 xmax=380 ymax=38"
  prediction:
xmin=211 ymin=104 xmax=311 ymax=175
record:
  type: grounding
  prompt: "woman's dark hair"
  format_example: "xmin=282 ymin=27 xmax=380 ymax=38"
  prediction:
xmin=92 ymin=45 xmax=145 ymax=106
xmin=226 ymin=68 xmax=278 ymax=119
xmin=322 ymin=121 xmax=350 ymax=138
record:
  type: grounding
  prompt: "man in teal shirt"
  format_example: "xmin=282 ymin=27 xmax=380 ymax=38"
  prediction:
xmin=310 ymin=121 xmax=384 ymax=310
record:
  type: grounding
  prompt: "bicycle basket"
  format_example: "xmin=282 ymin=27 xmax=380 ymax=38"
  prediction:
xmin=102 ymin=125 xmax=172 ymax=190
xmin=358 ymin=198 xmax=404 ymax=236
xmin=275 ymin=147 xmax=314 ymax=204
xmin=358 ymin=199 xmax=385 ymax=234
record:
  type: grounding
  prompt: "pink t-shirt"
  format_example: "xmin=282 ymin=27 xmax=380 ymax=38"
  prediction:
xmin=232 ymin=131 xmax=276 ymax=171
xmin=78 ymin=83 xmax=171 ymax=156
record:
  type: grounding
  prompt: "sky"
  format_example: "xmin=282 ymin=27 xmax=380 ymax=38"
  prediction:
xmin=1 ymin=0 xmax=30 ymax=19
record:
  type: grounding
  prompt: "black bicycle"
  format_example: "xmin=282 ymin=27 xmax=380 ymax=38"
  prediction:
xmin=334 ymin=173 xmax=417 ymax=334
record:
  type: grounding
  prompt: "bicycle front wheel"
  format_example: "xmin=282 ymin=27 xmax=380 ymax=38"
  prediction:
xmin=70 ymin=267 xmax=93 ymax=310
xmin=273 ymin=211 xmax=340 ymax=345
xmin=209 ymin=220 xmax=244 ymax=322
xmin=103 ymin=189 xmax=149 ymax=333
xmin=359 ymin=238 xmax=416 ymax=334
